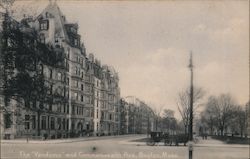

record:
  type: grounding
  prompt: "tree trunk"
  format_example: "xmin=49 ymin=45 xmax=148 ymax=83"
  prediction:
xmin=240 ymin=127 xmax=243 ymax=138
xmin=210 ymin=126 xmax=213 ymax=135
xmin=220 ymin=128 xmax=223 ymax=136
xmin=37 ymin=111 xmax=41 ymax=136
xmin=155 ymin=119 xmax=158 ymax=131
xmin=184 ymin=125 xmax=188 ymax=135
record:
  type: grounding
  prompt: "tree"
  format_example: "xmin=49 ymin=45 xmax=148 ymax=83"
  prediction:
xmin=161 ymin=109 xmax=177 ymax=134
xmin=176 ymin=87 xmax=205 ymax=135
xmin=0 ymin=9 xmax=65 ymax=136
xmin=230 ymin=105 xmax=246 ymax=137
xmin=0 ymin=0 xmax=15 ymax=10
xmin=200 ymin=96 xmax=218 ymax=135
xmin=201 ymin=94 xmax=236 ymax=136
xmin=152 ymin=105 xmax=164 ymax=131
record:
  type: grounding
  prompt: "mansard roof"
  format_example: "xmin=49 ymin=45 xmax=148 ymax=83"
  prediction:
xmin=36 ymin=2 xmax=70 ymax=43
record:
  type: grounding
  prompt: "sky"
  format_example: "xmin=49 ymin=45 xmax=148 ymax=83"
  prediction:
xmin=9 ymin=0 xmax=250 ymax=118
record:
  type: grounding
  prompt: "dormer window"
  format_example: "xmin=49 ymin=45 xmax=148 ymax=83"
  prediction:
xmin=40 ymin=20 xmax=49 ymax=30
xmin=55 ymin=37 xmax=59 ymax=43
xmin=55 ymin=36 xmax=60 ymax=47
xmin=74 ymin=38 xmax=79 ymax=46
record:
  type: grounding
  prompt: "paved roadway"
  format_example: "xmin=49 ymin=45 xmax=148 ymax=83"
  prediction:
xmin=1 ymin=135 xmax=249 ymax=159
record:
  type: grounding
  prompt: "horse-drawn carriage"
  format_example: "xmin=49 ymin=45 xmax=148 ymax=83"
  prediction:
xmin=147 ymin=131 xmax=188 ymax=146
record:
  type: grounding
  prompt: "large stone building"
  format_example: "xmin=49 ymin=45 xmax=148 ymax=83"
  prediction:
xmin=0 ymin=2 xmax=121 ymax=139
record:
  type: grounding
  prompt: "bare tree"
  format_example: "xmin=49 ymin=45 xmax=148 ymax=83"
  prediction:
xmin=201 ymin=94 xmax=236 ymax=136
xmin=0 ymin=0 xmax=15 ymax=10
xmin=151 ymin=105 xmax=164 ymax=131
xmin=162 ymin=109 xmax=177 ymax=134
xmin=230 ymin=105 xmax=246 ymax=137
xmin=176 ymin=87 xmax=205 ymax=135
xmin=200 ymin=96 xmax=218 ymax=135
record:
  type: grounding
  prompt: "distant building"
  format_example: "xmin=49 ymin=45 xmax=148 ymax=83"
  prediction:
xmin=122 ymin=96 xmax=155 ymax=134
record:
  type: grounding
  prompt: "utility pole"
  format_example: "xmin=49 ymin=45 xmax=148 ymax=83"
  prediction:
xmin=188 ymin=52 xmax=194 ymax=159
xmin=188 ymin=52 xmax=194 ymax=141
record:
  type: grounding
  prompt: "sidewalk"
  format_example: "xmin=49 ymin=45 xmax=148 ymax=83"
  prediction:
xmin=194 ymin=136 xmax=249 ymax=148
xmin=0 ymin=134 xmax=144 ymax=144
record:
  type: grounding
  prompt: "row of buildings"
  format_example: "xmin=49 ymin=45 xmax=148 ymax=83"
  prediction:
xmin=0 ymin=2 xmax=155 ymax=139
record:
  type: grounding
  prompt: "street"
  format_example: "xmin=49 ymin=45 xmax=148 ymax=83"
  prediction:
xmin=1 ymin=135 xmax=249 ymax=159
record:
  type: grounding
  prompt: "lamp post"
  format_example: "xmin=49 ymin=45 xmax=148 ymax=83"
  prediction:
xmin=188 ymin=52 xmax=194 ymax=159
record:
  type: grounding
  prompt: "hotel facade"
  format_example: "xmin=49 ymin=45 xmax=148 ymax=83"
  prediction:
xmin=0 ymin=2 xmax=122 ymax=139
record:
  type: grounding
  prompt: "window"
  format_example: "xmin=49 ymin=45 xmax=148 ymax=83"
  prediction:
xmin=86 ymin=85 xmax=90 ymax=93
xmin=74 ymin=80 xmax=78 ymax=88
xmin=63 ymin=118 xmax=66 ymax=130
xmin=86 ymin=96 xmax=90 ymax=104
xmin=63 ymin=87 xmax=66 ymax=97
xmin=97 ymin=110 xmax=99 ymax=119
xmin=81 ymin=84 xmax=84 ymax=91
xmin=66 ymin=77 xmax=69 ymax=85
xmin=81 ymin=72 xmax=84 ymax=78
xmin=57 ymin=72 xmax=62 ymax=81
xmin=25 ymin=115 xmax=30 ymax=130
xmin=63 ymin=103 xmax=66 ymax=113
xmin=75 ymin=67 xmax=78 ymax=75
xmin=72 ymin=106 xmax=75 ymax=115
xmin=50 ymin=117 xmax=55 ymax=130
xmin=67 ymin=104 xmax=69 ymax=114
xmin=66 ymin=119 xmax=69 ymax=130
xmin=41 ymin=116 xmax=46 ymax=130
xmin=40 ymin=20 xmax=48 ymax=30
xmin=49 ymin=85 xmax=53 ymax=95
xmin=74 ymin=38 xmax=78 ymax=46
xmin=32 ymin=115 xmax=36 ymax=129
xmin=55 ymin=37 xmax=59 ymax=43
xmin=81 ymin=95 xmax=84 ymax=102
xmin=57 ymin=118 xmax=61 ymax=130
xmin=57 ymin=104 xmax=61 ymax=113
xmin=74 ymin=92 xmax=78 ymax=100
xmin=4 ymin=114 xmax=11 ymax=129
xmin=67 ymin=48 xmax=70 ymax=59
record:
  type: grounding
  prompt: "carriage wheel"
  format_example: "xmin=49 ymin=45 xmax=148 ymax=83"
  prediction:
xmin=147 ymin=139 xmax=155 ymax=146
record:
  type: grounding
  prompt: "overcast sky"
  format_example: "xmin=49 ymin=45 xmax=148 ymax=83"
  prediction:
xmin=12 ymin=0 xmax=249 ymax=118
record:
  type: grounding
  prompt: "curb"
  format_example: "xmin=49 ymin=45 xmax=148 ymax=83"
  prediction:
xmin=0 ymin=134 xmax=145 ymax=144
